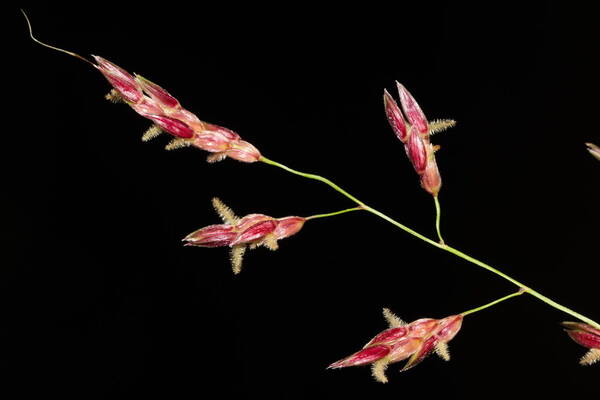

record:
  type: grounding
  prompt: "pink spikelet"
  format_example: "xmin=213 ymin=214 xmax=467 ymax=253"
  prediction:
xmin=183 ymin=198 xmax=305 ymax=274
xmin=384 ymin=82 xmax=455 ymax=196
xmin=94 ymin=57 xmax=261 ymax=162
xmin=562 ymin=322 xmax=600 ymax=365
xmin=328 ymin=309 xmax=463 ymax=383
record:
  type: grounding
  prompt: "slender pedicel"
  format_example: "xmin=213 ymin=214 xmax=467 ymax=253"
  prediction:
xmin=460 ymin=289 xmax=526 ymax=317
xmin=434 ymin=195 xmax=444 ymax=244
xmin=305 ymin=207 xmax=363 ymax=220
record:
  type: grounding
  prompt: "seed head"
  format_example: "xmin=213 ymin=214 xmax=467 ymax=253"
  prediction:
xmin=94 ymin=56 xmax=261 ymax=162
xmin=384 ymin=82 xmax=455 ymax=196
xmin=183 ymin=198 xmax=305 ymax=273
xmin=328 ymin=310 xmax=463 ymax=383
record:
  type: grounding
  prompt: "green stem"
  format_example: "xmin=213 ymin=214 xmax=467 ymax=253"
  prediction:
xmin=306 ymin=207 xmax=363 ymax=220
xmin=259 ymin=156 xmax=366 ymax=207
xmin=440 ymin=245 xmax=600 ymax=328
xmin=259 ymin=155 xmax=600 ymax=330
xmin=434 ymin=195 xmax=444 ymax=244
xmin=461 ymin=289 xmax=525 ymax=317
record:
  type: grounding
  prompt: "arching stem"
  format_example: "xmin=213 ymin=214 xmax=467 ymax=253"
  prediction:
xmin=259 ymin=155 xmax=600 ymax=330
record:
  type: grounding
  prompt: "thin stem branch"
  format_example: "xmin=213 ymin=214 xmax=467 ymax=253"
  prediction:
xmin=461 ymin=289 xmax=525 ymax=317
xmin=434 ymin=195 xmax=444 ymax=244
xmin=259 ymin=156 xmax=437 ymax=246
xmin=306 ymin=207 xmax=363 ymax=220
xmin=259 ymin=156 xmax=366 ymax=207
xmin=259 ymin=155 xmax=600 ymax=329
xmin=21 ymin=10 xmax=94 ymax=66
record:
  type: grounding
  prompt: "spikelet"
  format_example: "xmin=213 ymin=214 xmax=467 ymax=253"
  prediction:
xmin=383 ymin=308 xmax=406 ymax=328
xmin=230 ymin=245 xmax=246 ymax=274
xmin=428 ymin=119 xmax=456 ymax=136
xmin=164 ymin=138 xmax=191 ymax=151
xmin=212 ymin=197 xmax=238 ymax=225
xmin=580 ymin=348 xmax=600 ymax=366
xmin=371 ymin=359 xmax=390 ymax=383
xmin=105 ymin=89 xmax=124 ymax=103
xmin=142 ymin=125 xmax=163 ymax=142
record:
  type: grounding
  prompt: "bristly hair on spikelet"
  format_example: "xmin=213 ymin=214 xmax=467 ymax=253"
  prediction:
xmin=580 ymin=349 xmax=600 ymax=366
xmin=164 ymin=138 xmax=191 ymax=151
xmin=383 ymin=308 xmax=406 ymax=328
xmin=428 ymin=119 xmax=456 ymax=136
xmin=105 ymin=89 xmax=124 ymax=103
xmin=206 ymin=153 xmax=227 ymax=163
xmin=435 ymin=341 xmax=451 ymax=361
xmin=142 ymin=125 xmax=163 ymax=142
xmin=250 ymin=234 xmax=278 ymax=251
xmin=212 ymin=197 xmax=238 ymax=225
xmin=230 ymin=245 xmax=246 ymax=274
xmin=371 ymin=359 xmax=390 ymax=383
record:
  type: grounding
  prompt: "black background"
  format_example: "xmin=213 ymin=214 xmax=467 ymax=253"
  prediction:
xmin=5 ymin=3 xmax=600 ymax=398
